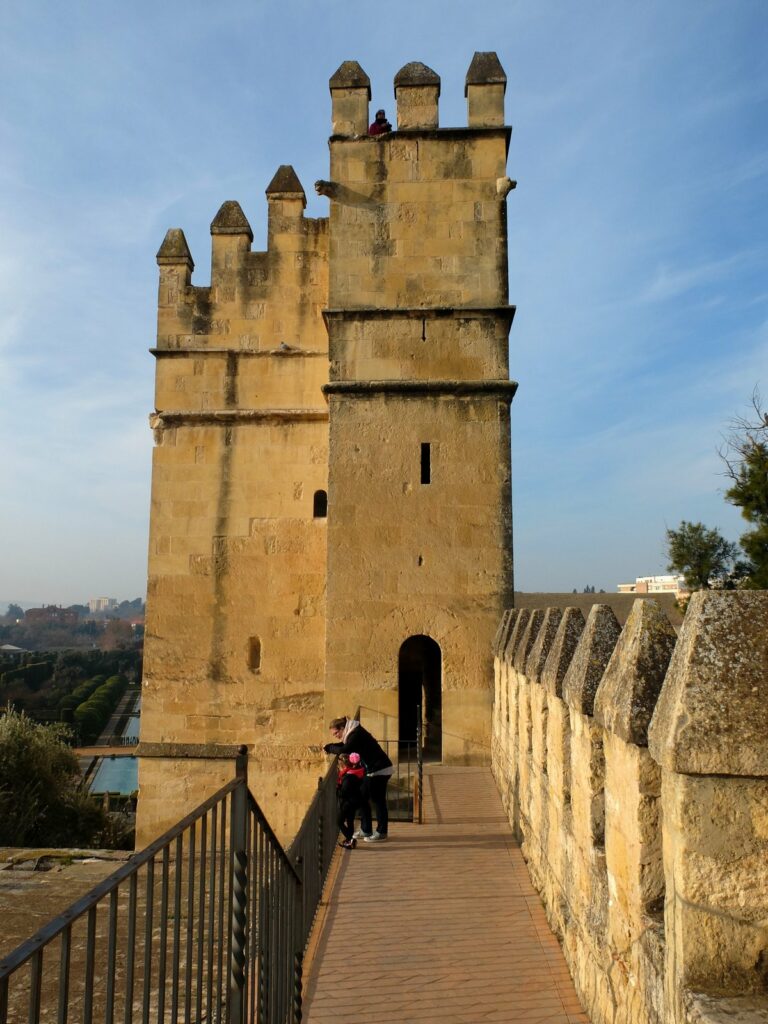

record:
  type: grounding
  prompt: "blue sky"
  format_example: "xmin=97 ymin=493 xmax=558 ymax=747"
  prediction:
xmin=1 ymin=0 xmax=766 ymax=605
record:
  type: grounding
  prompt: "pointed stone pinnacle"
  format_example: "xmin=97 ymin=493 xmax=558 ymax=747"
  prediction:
xmin=210 ymin=201 xmax=254 ymax=241
xmin=394 ymin=62 xmax=441 ymax=95
xmin=329 ymin=61 xmax=371 ymax=97
xmin=594 ymin=599 xmax=676 ymax=745
xmin=562 ymin=604 xmax=622 ymax=716
xmin=156 ymin=228 xmax=194 ymax=269
xmin=465 ymin=52 xmax=507 ymax=95
xmin=266 ymin=166 xmax=306 ymax=206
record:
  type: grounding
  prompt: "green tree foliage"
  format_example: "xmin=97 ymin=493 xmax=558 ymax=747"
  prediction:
xmin=0 ymin=607 xmax=143 ymax=655
xmin=721 ymin=390 xmax=768 ymax=588
xmin=0 ymin=706 xmax=107 ymax=846
xmin=100 ymin=619 xmax=134 ymax=651
xmin=666 ymin=521 xmax=739 ymax=591
xmin=0 ymin=661 xmax=54 ymax=692
xmin=72 ymin=675 xmax=129 ymax=744
xmin=113 ymin=598 xmax=145 ymax=619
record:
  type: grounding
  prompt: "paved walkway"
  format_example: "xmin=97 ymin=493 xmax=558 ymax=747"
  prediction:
xmin=303 ymin=766 xmax=589 ymax=1024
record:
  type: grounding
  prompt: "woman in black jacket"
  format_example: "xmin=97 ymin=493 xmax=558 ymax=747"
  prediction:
xmin=324 ymin=716 xmax=394 ymax=842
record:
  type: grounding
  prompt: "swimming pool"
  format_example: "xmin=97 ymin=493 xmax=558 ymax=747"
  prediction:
xmin=122 ymin=695 xmax=141 ymax=741
xmin=89 ymin=756 xmax=138 ymax=794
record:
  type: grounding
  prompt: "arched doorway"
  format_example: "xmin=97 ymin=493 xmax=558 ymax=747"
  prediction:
xmin=398 ymin=635 xmax=442 ymax=761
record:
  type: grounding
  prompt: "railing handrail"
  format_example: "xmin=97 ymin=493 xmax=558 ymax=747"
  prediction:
xmin=288 ymin=756 xmax=337 ymax=855
xmin=0 ymin=776 xmax=243 ymax=978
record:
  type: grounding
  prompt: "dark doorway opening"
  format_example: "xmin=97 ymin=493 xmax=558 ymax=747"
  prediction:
xmin=398 ymin=635 xmax=442 ymax=761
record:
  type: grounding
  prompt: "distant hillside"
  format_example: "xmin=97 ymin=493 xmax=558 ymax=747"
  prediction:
xmin=513 ymin=591 xmax=684 ymax=627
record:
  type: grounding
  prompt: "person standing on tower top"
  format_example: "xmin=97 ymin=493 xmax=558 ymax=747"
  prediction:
xmin=368 ymin=109 xmax=392 ymax=135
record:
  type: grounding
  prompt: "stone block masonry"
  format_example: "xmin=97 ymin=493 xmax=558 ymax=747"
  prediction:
xmin=139 ymin=53 xmax=517 ymax=845
xmin=491 ymin=592 xmax=768 ymax=1024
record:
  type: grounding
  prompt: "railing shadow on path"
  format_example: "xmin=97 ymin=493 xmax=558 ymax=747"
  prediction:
xmin=300 ymin=765 xmax=591 ymax=1024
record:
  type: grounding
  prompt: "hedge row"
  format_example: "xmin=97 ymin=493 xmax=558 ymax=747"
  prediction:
xmin=0 ymin=661 xmax=54 ymax=692
xmin=73 ymin=675 xmax=128 ymax=745
xmin=58 ymin=675 xmax=107 ymax=712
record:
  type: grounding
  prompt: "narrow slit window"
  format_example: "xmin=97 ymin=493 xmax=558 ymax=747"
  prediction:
xmin=421 ymin=443 xmax=431 ymax=485
xmin=248 ymin=637 xmax=262 ymax=673
xmin=313 ymin=490 xmax=328 ymax=518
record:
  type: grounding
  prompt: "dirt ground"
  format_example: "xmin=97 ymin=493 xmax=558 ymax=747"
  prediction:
xmin=514 ymin=590 xmax=684 ymax=626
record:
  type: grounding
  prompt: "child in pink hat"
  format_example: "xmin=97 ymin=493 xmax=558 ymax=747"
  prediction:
xmin=337 ymin=753 xmax=365 ymax=849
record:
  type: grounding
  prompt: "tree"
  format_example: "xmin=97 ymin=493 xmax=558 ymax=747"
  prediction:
xmin=720 ymin=389 xmax=768 ymax=588
xmin=5 ymin=603 xmax=23 ymax=621
xmin=100 ymin=619 xmax=134 ymax=651
xmin=0 ymin=706 xmax=107 ymax=846
xmin=666 ymin=521 xmax=739 ymax=591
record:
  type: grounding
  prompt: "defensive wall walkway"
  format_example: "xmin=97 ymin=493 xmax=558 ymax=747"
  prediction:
xmin=303 ymin=765 xmax=589 ymax=1024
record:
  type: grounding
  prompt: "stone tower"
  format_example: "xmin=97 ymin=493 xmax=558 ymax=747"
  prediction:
xmin=322 ymin=54 xmax=516 ymax=759
xmin=137 ymin=174 xmax=330 ymax=842
xmin=138 ymin=53 xmax=515 ymax=844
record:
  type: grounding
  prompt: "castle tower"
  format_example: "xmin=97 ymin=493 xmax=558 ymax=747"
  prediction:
xmin=137 ymin=174 xmax=330 ymax=843
xmin=322 ymin=53 xmax=516 ymax=760
xmin=138 ymin=54 xmax=516 ymax=844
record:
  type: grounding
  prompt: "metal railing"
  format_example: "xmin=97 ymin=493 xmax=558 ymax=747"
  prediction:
xmin=416 ymin=715 xmax=424 ymax=824
xmin=0 ymin=748 xmax=328 ymax=1024
xmin=93 ymin=734 xmax=140 ymax=748
xmin=287 ymin=759 xmax=340 ymax=956
xmin=0 ymin=722 xmax=425 ymax=1024
xmin=373 ymin=739 xmax=419 ymax=822
xmin=345 ymin=706 xmax=424 ymax=825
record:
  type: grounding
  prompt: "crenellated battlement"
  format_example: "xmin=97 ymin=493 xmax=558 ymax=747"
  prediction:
xmin=154 ymin=167 xmax=328 ymax=362
xmin=151 ymin=166 xmax=329 ymax=426
xmin=324 ymin=54 xmax=514 ymax=314
xmin=329 ymin=51 xmax=508 ymax=137
xmin=492 ymin=592 xmax=768 ymax=1024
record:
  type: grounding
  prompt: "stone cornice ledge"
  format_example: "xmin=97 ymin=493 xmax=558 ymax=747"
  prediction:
xmin=150 ymin=409 xmax=329 ymax=427
xmin=330 ymin=126 xmax=512 ymax=150
xmin=323 ymin=380 xmax=518 ymax=399
xmin=137 ymin=742 xmax=242 ymax=760
xmin=151 ymin=348 xmax=328 ymax=358
xmin=323 ymin=306 xmax=515 ymax=324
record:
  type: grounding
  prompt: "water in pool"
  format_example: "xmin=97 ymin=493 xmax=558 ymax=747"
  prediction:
xmin=123 ymin=696 xmax=141 ymax=741
xmin=90 ymin=756 xmax=138 ymax=794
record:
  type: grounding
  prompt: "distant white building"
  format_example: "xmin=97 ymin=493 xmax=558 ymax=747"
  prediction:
xmin=89 ymin=597 xmax=118 ymax=613
xmin=617 ymin=575 xmax=688 ymax=599
xmin=0 ymin=644 xmax=26 ymax=656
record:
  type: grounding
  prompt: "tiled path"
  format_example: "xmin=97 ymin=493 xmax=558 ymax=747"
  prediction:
xmin=302 ymin=766 xmax=589 ymax=1024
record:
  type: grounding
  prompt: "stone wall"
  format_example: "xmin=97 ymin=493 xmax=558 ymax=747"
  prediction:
xmin=323 ymin=55 xmax=515 ymax=761
xmin=491 ymin=592 xmax=768 ymax=1024
xmin=138 ymin=171 xmax=329 ymax=846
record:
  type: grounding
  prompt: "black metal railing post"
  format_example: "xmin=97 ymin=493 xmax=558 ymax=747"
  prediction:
xmin=228 ymin=745 xmax=249 ymax=1024
xmin=316 ymin=776 xmax=324 ymax=889
xmin=416 ymin=707 xmax=424 ymax=824
xmin=292 ymin=951 xmax=303 ymax=1024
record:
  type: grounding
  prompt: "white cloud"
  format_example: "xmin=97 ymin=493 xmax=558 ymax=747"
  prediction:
xmin=636 ymin=252 xmax=757 ymax=304
xmin=1 ymin=0 xmax=767 ymax=600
